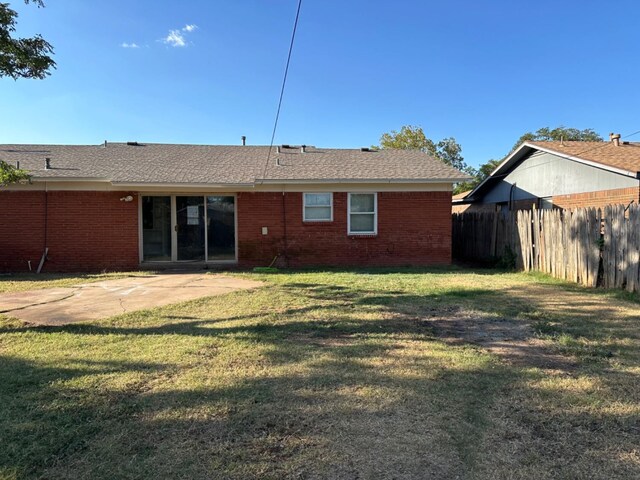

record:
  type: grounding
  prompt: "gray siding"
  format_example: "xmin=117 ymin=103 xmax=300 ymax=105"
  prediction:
xmin=481 ymin=151 xmax=639 ymax=204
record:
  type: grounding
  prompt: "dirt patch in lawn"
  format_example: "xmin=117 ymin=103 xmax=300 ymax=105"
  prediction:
xmin=418 ymin=282 xmax=640 ymax=371
xmin=423 ymin=307 xmax=575 ymax=370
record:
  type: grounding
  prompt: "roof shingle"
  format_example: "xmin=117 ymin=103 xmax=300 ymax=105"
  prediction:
xmin=528 ymin=141 xmax=640 ymax=174
xmin=0 ymin=143 xmax=469 ymax=184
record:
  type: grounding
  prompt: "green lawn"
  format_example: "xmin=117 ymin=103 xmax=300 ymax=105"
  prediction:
xmin=1 ymin=268 xmax=639 ymax=479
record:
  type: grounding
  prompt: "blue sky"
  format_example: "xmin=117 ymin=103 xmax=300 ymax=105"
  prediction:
xmin=1 ymin=0 xmax=639 ymax=168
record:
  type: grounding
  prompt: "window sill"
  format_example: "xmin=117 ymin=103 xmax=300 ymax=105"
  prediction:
xmin=348 ymin=233 xmax=378 ymax=238
xmin=303 ymin=220 xmax=333 ymax=224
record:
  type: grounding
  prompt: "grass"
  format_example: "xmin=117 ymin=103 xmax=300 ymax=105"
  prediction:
xmin=0 ymin=268 xmax=639 ymax=479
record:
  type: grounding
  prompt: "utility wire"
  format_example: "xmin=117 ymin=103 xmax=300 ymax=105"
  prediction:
xmin=261 ymin=0 xmax=303 ymax=182
xmin=566 ymin=129 xmax=640 ymax=159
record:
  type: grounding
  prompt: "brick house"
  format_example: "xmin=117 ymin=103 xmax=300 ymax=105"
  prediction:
xmin=0 ymin=143 xmax=467 ymax=272
xmin=453 ymin=136 xmax=640 ymax=213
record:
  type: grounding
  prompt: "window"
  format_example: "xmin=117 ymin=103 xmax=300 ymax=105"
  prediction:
xmin=348 ymin=193 xmax=377 ymax=235
xmin=303 ymin=193 xmax=333 ymax=222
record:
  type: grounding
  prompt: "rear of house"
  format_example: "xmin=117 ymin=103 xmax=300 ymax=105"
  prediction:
xmin=453 ymin=137 xmax=640 ymax=213
xmin=0 ymin=143 xmax=467 ymax=272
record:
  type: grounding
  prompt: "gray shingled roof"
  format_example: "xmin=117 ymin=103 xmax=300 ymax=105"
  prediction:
xmin=0 ymin=143 xmax=469 ymax=185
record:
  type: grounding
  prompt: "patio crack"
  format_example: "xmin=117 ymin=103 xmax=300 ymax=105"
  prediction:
xmin=118 ymin=297 xmax=128 ymax=314
xmin=0 ymin=288 xmax=82 ymax=314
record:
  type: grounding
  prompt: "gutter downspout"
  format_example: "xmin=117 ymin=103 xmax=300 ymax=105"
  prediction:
xmin=281 ymin=186 xmax=289 ymax=267
xmin=37 ymin=182 xmax=49 ymax=273
xmin=509 ymin=182 xmax=517 ymax=211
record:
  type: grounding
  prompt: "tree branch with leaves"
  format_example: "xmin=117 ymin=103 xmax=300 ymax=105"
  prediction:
xmin=0 ymin=160 xmax=30 ymax=186
xmin=0 ymin=0 xmax=55 ymax=80
xmin=377 ymin=125 xmax=473 ymax=194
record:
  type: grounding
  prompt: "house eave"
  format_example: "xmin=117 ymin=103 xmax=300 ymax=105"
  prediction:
xmin=527 ymin=143 xmax=639 ymax=178
xmin=112 ymin=181 xmax=255 ymax=189
xmin=464 ymin=142 xmax=640 ymax=202
xmin=30 ymin=176 xmax=111 ymax=182
xmin=255 ymin=177 xmax=469 ymax=184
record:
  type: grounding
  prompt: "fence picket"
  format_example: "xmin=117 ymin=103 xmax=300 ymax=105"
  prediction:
xmin=452 ymin=203 xmax=639 ymax=294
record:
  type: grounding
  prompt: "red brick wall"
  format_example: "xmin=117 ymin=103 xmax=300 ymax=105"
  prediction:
xmin=237 ymin=191 xmax=452 ymax=267
xmin=0 ymin=191 xmax=139 ymax=272
xmin=552 ymin=187 xmax=640 ymax=211
xmin=1 ymin=190 xmax=452 ymax=272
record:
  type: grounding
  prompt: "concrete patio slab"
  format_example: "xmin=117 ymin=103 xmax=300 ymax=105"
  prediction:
xmin=0 ymin=273 xmax=263 ymax=326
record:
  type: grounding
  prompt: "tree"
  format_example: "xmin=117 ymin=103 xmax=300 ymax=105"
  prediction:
xmin=1 ymin=1 xmax=51 ymax=184
xmin=0 ymin=0 xmax=55 ymax=79
xmin=378 ymin=125 xmax=473 ymax=194
xmin=511 ymin=126 xmax=602 ymax=152
xmin=0 ymin=160 xmax=30 ymax=186
xmin=378 ymin=125 xmax=468 ymax=169
xmin=379 ymin=125 xmax=436 ymax=153
xmin=476 ymin=158 xmax=502 ymax=181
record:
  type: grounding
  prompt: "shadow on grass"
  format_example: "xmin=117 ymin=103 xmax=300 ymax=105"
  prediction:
xmin=0 ymin=343 xmax=514 ymax=479
xmin=1 ymin=278 xmax=639 ymax=478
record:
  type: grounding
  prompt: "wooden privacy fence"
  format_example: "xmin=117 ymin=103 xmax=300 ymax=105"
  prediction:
xmin=452 ymin=204 xmax=640 ymax=293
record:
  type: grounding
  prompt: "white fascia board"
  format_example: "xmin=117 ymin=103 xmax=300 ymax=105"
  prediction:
xmin=255 ymin=177 xmax=466 ymax=184
xmin=112 ymin=182 xmax=255 ymax=189
xmin=464 ymin=145 xmax=530 ymax=200
xmin=30 ymin=176 xmax=111 ymax=182
xmin=465 ymin=141 xmax=640 ymax=202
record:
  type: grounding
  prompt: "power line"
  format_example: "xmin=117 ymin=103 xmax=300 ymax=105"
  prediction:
xmin=261 ymin=0 xmax=303 ymax=182
xmin=568 ymin=129 xmax=640 ymax=159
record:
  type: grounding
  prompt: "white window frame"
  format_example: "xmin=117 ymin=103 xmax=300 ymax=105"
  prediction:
xmin=303 ymin=192 xmax=333 ymax=222
xmin=348 ymin=192 xmax=378 ymax=235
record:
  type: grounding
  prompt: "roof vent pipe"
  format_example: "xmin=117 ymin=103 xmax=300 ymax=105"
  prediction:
xmin=301 ymin=145 xmax=306 ymax=153
xmin=610 ymin=132 xmax=621 ymax=147
xmin=241 ymin=136 xmax=246 ymax=146
xmin=44 ymin=158 xmax=51 ymax=170
xmin=276 ymin=146 xmax=281 ymax=154
xmin=16 ymin=161 xmax=20 ymax=169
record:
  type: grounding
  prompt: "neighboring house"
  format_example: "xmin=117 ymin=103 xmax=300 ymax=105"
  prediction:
xmin=451 ymin=190 xmax=476 ymax=213
xmin=0 ymin=143 xmax=468 ymax=272
xmin=454 ymin=136 xmax=640 ymax=213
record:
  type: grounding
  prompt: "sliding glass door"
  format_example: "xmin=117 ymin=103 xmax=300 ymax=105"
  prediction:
xmin=176 ymin=196 xmax=206 ymax=261
xmin=141 ymin=196 xmax=172 ymax=261
xmin=141 ymin=195 xmax=236 ymax=263
xmin=207 ymin=196 xmax=235 ymax=261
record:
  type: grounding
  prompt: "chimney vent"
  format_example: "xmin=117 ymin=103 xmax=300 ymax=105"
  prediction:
xmin=45 ymin=158 xmax=51 ymax=170
xmin=241 ymin=136 xmax=246 ymax=146
xmin=300 ymin=145 xmax=306 ymax=153
xmin=610 ymin=132 xmax=621 ymax=147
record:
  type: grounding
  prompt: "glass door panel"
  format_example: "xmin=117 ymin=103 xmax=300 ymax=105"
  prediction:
xmin=142 ymin=196 xmax=172 ymax=261
xmin=176 ymin=196 xmax=205 ymax=261
xmin=207 ymin=196 xmax=235 ymax=260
